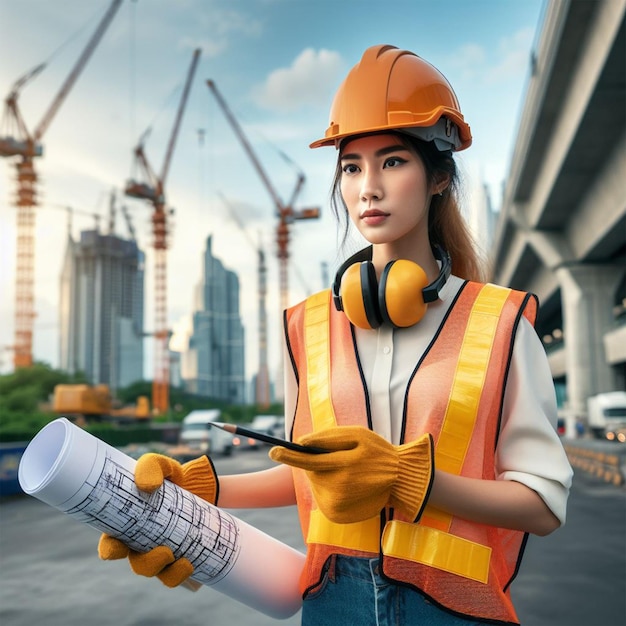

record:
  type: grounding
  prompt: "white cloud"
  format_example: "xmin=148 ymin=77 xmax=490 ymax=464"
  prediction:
xmin=180 ymin=7 xmax=264 ymax=58
xmin=486 ymin=27 xmax=534 ymax=83
xmin=253 ymin=48 xmax=345 ymax=112
xmin=447 ymin=43 xmax=487 ymax=82
xmin=448 ymin=27 xmax=533 ymax=85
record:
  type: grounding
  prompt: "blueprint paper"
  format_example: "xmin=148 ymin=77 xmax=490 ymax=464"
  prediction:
xmin=18 ymin=418 xmax=304 ymax=619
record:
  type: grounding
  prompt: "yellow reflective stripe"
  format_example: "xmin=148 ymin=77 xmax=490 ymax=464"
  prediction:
xmin=304 ymin=294 xmax=378 ymax=554
xmin=307 ymin=514 xmax=492 ymax=584
xmin=382 ymin=520 xmax=492 ymax=584
xmin=438 ymin=284 xmax=510 ymax=474
xmin=307 ymin=508 xmax=381 ymax=554
xmin=425 ymin=284 xmax=510 ymax=530
xmin=304 ymin=291 xmax=337 ymax=431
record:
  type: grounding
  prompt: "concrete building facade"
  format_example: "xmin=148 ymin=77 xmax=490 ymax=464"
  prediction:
xmin=59 ymin=229 xmax=145 ymax=391
xmin=491 ymin=0 xmax=626 ymax=430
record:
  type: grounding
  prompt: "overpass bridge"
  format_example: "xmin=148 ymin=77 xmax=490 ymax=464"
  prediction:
xmin=491 ymin=0 xmax=625 ymax=432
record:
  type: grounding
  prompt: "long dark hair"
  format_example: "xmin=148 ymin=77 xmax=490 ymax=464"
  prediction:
xmin=329 ymin=132 xmax=486 ymax=282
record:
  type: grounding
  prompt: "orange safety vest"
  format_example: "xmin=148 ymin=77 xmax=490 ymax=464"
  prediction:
xmin=284 ymin=281 xmax=538 ymax=625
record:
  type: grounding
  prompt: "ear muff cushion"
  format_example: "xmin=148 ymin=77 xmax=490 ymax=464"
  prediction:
xmin=379 ymin=260 xmax=429 ymax=327
xmin=340 ymin=262 xmax=382 ymax=329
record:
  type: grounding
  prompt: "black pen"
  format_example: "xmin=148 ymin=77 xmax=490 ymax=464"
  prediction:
xmin=209 ymin=422 xmax=329 ymax=454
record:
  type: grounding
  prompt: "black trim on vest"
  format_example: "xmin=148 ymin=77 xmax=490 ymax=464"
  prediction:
xmin=349 ymin=322 xmax=375 ymax=431
xmin=283 ymin=308 xmax=299 ymax=444
xmin=399 ymin=279 xmax=470 ymax=445
xmin=378 ymin=561 xmax=521 ymax=626
xmin=505 ymin=531 xmax=530 ymax=595
xmin=495 ymin=291 xmax=536 ymax=597
xmin=494 ymin=291 xmax=536 ymax=450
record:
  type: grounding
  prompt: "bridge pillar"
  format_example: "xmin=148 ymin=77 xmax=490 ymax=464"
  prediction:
xmin=556 ymin=264 xmax=623 ymax=420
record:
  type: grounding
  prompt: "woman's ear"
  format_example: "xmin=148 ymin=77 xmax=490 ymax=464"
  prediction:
xmin=432 ymin=172 xmax=451 ymax=196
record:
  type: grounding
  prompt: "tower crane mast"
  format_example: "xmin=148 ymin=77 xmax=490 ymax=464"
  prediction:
xmin=125 ymin=48 xmax=201 ymax=415
xmin=0 ymin=0 xmax=123 ymax=369
xmin=206 ymin=80 xmax=320 ymax=312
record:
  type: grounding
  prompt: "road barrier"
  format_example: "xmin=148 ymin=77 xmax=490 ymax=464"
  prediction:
xmin=0 ymin=443 xmax=27 ymax=496
xmin=564 ymin=442 xmax=625 ymax=486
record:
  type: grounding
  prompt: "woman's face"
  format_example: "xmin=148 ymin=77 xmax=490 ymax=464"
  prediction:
xmin=339 ymin=133 xmax=434 ymax=252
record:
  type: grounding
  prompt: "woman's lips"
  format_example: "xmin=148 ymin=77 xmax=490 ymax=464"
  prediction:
xmin=360 ymin=209 xmax=389 ymax=226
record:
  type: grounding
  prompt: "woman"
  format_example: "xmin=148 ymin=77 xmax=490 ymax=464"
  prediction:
xmin=99 ymin=45 xmax=573 ymax=625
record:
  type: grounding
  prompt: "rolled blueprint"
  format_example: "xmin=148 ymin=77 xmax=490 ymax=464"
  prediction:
xmin=18 ymin=418 xmax=305 ymax=619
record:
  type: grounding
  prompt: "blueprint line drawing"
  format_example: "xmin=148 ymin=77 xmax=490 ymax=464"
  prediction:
xmin=18 ymin=418 xmax=305 ymax=619
xmin=65 ymin=451 xmax=241 ymax=585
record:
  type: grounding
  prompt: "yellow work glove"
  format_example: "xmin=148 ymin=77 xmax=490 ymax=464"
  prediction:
xmin=269 ymin=426 xmax=434 ymax=524
xmin=98 ymin=453 xmax=219 ymax=587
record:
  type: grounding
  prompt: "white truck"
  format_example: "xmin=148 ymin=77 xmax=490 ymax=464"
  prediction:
xmin=587 ymin=391 xmax=626 ymax=441
xmin=179 ymin=409 xmax=233 ymax=455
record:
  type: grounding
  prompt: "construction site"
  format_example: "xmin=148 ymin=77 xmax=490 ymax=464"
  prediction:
xmin=0 ymin=1 xmax=328 ymax=417
xmin=0 ymin=4 xmax=624 ymax=626
xmin=1 ymin=0 xmax=623 ymax=433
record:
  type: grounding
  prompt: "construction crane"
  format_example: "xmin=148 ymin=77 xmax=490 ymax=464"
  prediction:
xmin=206 ymin=80 xmax=321 ymax=312
xmin=48 ymin=203 xmax=102 ymax=237
xmin=106 ymin=188 xmax=137 ymax=241
xmin=218 ymin=192 xmax=270 ymax=408
xmin=0 ymin=0 xmax=123 ymax=369
xmin=107 ymin=189 xmax=116 ymax=235
xmin=125 ymin=48 xmax=201 ymax=415
xmin=120 ymin=202 xmax=137 ymax=242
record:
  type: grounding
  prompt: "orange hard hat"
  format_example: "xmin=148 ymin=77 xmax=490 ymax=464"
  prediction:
xmin=310 ymin=44 xmax=472 ymax=151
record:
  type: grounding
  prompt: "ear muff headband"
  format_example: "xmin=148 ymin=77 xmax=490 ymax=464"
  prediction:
xmin=421 ymin=245 xmax=451 ymax=304
xmin=332 ymin=246 xmax=373 ymax=313
xmin=333 ymin=245 xmax=451 ymax=329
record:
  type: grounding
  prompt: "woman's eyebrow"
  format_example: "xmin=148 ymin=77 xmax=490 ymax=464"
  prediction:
xmin=340 ymin=144 xmax=409 ymax=161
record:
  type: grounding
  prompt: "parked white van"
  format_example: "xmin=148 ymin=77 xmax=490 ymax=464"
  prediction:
xmin=179 ymin=410 xmax=233 ymax=455
xmin=587 ymin=392 xmax=626 ymax=441
xmin=246 ymin=415 xmax=285 ymax=449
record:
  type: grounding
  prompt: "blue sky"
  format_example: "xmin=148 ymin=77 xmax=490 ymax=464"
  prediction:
xmin=0 ymin=0 xmax=545 ymax=381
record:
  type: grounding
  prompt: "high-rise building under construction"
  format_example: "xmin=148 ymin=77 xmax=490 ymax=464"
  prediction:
xmin=59 ymin=229 xmax=145 ymax=391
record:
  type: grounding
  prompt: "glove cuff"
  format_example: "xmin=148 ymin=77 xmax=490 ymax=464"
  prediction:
xmin=390 ymin=433 xmax=434 ymax=521
xmin=181 ymin=455 xmax=219 ymax=505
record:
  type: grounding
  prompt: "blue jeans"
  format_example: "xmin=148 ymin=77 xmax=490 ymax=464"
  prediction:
xmin=301 ymin=555 xmax=487 ymax=626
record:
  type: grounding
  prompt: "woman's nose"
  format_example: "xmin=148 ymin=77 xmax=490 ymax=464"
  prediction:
xmin=360 ymin=169 xmax=383 ymax=201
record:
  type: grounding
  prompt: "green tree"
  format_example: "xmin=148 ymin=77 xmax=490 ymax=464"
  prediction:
xmin=0 ymin=362 xmax=285 ymax=440
xmin=0 ymin=363 xmax=87 ymax=437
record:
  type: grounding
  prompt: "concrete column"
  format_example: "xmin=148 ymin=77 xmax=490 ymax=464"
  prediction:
xmin=556 ymin=264 xmax=623 ymax=419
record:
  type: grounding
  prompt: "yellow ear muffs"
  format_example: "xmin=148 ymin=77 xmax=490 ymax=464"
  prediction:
xmin=332 ymin=245 xmax=451 ymax=330
xmin=379 ymin=260 xmax=429 ymax=327
xmin=340 ymin=262 xmax=383 ymax=329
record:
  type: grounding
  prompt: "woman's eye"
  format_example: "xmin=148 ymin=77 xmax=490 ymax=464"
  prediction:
xmin=342 ymin=163 xmax=359 ymax=175
xmin=384 ymin=156 xmax=406 ymax=168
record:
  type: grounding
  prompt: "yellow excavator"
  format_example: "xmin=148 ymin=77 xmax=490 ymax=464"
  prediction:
xmin=52 ymin=384 xmax=150 ymax=424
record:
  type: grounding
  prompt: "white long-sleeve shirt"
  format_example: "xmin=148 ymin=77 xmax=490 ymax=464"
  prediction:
xmin=283 ymin=275 xmax=573 ymax=524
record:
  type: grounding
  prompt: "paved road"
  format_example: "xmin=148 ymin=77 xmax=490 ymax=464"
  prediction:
xmin=512 ymin=468 xmax=626 ymax=626
xmin=1 ymin=446 xmax=624 ymax=626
